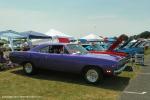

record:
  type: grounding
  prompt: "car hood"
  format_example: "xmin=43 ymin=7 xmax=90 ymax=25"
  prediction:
xmin=78 ymin=53 xmax=123 ymax=62
xmin=89 ymin=50 xmax=127 ymax=57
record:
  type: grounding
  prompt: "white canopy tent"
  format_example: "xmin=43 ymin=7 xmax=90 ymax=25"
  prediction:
xmin=81 ymin=34 xmax=104 ymax=42
xmin=45 ymin=29 xmax=75 ymax=41
xmin=45 ymin=29 xmax=71 ymax=37
xmin=32 ymin=29 xmax=74 ymax=43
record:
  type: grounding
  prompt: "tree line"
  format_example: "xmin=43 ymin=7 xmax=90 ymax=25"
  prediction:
xmin=134 ymin=31 xmax=150 ymax=39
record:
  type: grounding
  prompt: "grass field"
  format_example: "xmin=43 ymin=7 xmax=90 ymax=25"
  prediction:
xmin=0 ymin=62 xmax=141 ymax=100
xmin=145 ymin=48 xmax=150 ymax=55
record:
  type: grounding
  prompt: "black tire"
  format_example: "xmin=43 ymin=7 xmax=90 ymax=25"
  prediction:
xmin=23 ymin=62 xmax=37 ymax=75
xmin=83 ymin=67 xmax=103 ymax=84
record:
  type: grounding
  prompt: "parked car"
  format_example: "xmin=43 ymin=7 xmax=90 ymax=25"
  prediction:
xmin=82 ymin=34 xmax=130 ymax=58
xmin=9 ymin=43 xmax=127 ymax=84
xmin=117 ymin=40 xmax=145 ymax=56
xmin=82 ymin=43 xmax=128 ymax=57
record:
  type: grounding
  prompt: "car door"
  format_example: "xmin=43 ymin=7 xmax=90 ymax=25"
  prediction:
xmin=57 ymin=53 xmax=83 ymax=73
xmin=45 ymin=45 xmax=68 ymax=70
xmin=52 ymin=45 xmax=83 ymax=73
xmin=30 ymin=45 xmax=50 ymax=69
xmin=44 ymin=45 xmax=80 ymax=72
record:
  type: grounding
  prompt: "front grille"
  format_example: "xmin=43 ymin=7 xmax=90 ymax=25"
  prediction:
xmin=115 ymin=58 xmax=126 ymax=70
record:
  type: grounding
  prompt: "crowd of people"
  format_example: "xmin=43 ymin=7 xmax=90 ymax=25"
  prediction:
xmin=0 ymin=42 xmax=14 ymax=70
xmin=0 ymin=39 xmax=32 ymax=70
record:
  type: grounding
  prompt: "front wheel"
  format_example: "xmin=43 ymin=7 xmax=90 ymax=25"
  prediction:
xmin=83 ymin=67 xmax=103 ymax=84
xmin=23 ymin=62 xmax=37 ymax=75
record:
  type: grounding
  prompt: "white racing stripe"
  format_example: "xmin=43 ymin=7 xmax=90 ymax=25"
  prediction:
xmin=123 ymin=91 xmax=147 ymax=95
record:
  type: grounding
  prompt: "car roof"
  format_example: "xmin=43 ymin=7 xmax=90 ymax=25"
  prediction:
xmin=82 ymin=44 xmax=91 ymax=45
xmin=30 ymin=43 xmax=78 ymax=51
xmin=39 ymin=43 xmax=78 ymax=46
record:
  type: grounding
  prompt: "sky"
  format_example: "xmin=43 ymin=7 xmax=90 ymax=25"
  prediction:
xmin=0 ymin=0 xmax=150 ymax=38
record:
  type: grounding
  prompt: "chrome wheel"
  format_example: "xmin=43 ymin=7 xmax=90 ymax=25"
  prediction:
xmin=86 ymin=69 xmax=99 ymax=83
xmin=24 ymin=63 xmax=33 ymax=74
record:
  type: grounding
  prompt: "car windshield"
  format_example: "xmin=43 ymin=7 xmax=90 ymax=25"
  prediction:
xmin=91 ymin=44 xmax=105 ymax=51
xmin=67 ymin=44 xmax=88 ymax=54
xmin=83 ymin=44 xmax=104 ymax=51
xmin=82 ymin=45 xmax=93 ymax=51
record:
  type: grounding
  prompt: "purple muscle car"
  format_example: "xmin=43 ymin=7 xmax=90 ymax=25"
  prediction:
xmin=9 ymin=43 xmax=127 ymax=84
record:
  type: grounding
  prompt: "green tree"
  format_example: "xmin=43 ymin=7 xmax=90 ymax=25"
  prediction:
xmin=138 ymin=31 xmax=150 ymax=38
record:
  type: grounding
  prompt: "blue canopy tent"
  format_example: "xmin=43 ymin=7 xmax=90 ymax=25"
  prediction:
xmin=20 ymin=31 xmax=51 ymax=39
xmin=0 ymin=30 xmax=26 ymax=51
xmin=20 ymin=31 xmax=52 ymax=48
xmin=78 ymin=39 xmax=87 ymax=43
xmin=0 ymin=30 xmax=52 ymax=51
xmin=0 ymin=30 xmax=25 ymax=39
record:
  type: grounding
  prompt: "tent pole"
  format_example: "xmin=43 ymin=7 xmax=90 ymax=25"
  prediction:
xmin=8 ymin=37 xmax=14 ymax=52
xmin=27 ymin=35 xmax=32 ymax=48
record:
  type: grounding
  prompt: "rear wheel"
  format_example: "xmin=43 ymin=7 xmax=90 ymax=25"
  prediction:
xmin=23 ymin=62 xmax=36 ymax=75
xmin=83 ymin=67 xmax=103 ymax=84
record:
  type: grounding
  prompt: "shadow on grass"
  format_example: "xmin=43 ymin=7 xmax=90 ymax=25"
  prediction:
xmin=140 ymin=64 xmax=149 ymax=67
xmin=123 ymin=66 xmax=134 ymax=72
xmin=134 ymin=64 xmax=149 ymax=67
xmin=11 ymin=68 xmax=130 ymax=91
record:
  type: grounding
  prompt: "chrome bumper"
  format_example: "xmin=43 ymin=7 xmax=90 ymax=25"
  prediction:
xmin=114 ymin=64 xmax=127 ymax=74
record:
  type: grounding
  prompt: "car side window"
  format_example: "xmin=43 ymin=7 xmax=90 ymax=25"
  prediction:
xmin=64 ymin=47 xmax=69 ymax=54
xmin=49 ymin=45 xmax=64 ymax=54
xmin=39 ymin=46 xmax=50 ymax=53
xmin=39 ymin=45 xmax=69 ymax=54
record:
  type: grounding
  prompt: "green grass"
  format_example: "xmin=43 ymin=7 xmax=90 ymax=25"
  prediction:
xmin=119 ymin=63 xmax=141 ymax=79
xmin=145 ymin=48 xmax=150 ymax=55
xmin=0 ymin=64 xmax=141 ymax=100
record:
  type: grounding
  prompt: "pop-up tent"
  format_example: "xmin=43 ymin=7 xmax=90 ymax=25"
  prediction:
xmin=0 ymin=30 xmax=25 ymax=39
xmin=20 ymin=31 xmax=51 ymax=39
xmin=0 ymin=30 xmax=26 ymax=51
xmin=81 ymin=34 xmax=104 ymax=42
xmin=104 ymin=37 xmax=116 ymax=42
xmin=0 ymin=30 xmax=52 ymax=51
xmin=78 ymin=39 xmax=87 ymax=43
xmin=20 ymin=31 xmax=52 ymax=47
xmin=45 ymin=29 xmax=74 ymax=43
xmin=45 ymin=29 xmax=72 ymax=38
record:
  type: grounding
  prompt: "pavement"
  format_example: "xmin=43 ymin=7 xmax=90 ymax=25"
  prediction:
xmin=119 ymin=55 xmax=150 ymax=100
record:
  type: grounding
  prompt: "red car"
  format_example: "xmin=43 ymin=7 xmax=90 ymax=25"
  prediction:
xmin=82 ymin=34 xmax=129 ymax=57
xmin=82 ymin=44 xmax=128 ymax=57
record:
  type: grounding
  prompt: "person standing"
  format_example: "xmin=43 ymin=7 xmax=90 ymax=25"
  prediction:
xmin=0 ymin=42 xmax=6 ymax=63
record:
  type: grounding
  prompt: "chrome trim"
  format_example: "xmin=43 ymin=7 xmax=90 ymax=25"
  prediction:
xmin=86 ymin=69 xmax=99 ymax=83
xmin=114 ymin=64 xmax=127 ymax=74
